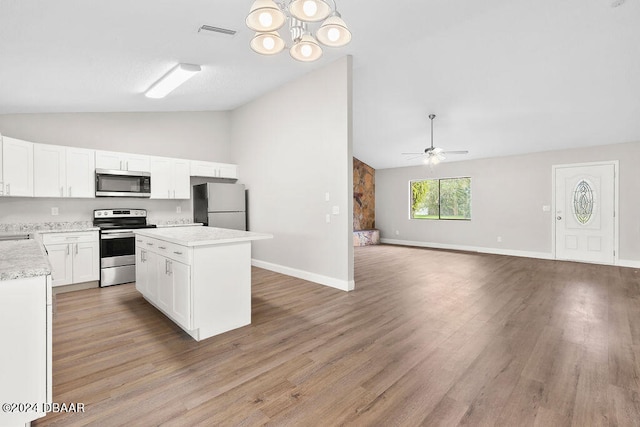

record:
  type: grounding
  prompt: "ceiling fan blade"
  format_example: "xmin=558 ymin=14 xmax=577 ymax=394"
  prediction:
xmin=432 ymin=147 xmax=444 ymax=154
xmin=401 ymin=152 xmax=424 ymax=155
xmin=441 ymin=150 xmax=469 ymax=155
xmin=406 ymin=154 xmax=426 ymax=160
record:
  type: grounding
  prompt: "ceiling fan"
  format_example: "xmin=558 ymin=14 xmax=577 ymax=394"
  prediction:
xmin=402 ymin=114 xmax=468 ymax=165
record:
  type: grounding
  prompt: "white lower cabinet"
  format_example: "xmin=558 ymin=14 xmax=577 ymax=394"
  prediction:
xmin=136 ymin=238 xmax=191 ymax=330
xmin=135 ymin=232 xmax=252 ymax=341
xmin=0 ymin=275 xmax=52 ymax=426
xmin=41 ymin=231 xmax=99 ymax=287
xmin=136 ymin=247 xmax=158 ymax=301
xmin=171 ymin=260 xmax=191 ymax=329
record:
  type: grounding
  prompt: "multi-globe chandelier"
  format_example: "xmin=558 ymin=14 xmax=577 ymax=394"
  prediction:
xmin=246 ymin=0 xmax=351 ymax=62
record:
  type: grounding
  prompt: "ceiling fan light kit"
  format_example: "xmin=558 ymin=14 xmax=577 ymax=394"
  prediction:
xmin=402 ymin=114 xmax=469 ymax=166
xmin=246 ymin=0 xmax=351 ymax=62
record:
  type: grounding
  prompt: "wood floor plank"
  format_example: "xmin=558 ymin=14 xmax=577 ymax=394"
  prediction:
xmin=32 ymin=245 xmax=640 ymax=426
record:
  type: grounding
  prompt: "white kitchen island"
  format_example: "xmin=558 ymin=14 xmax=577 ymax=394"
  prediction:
xmin=134 ymin=226 xmax=272 ymax=341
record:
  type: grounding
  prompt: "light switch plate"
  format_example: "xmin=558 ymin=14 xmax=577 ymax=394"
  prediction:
xmin=332 ymin=206 xmax=339 ymax=215
xmin=176 ymin=206 xmax=182 ymax=213
xmin=325 ymin=192 xmax=330 ymax=202
xmin=51 ymin=207 xmax=59 ymax=216
xmin=325 ymin=214 xmax=331 ymax=223
xmin=542 ymin=205 xmax=551 ymax=212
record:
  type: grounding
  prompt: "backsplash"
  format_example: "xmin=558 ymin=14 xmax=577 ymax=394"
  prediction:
xmin=0 ymin=197 xmax=192 ymax=225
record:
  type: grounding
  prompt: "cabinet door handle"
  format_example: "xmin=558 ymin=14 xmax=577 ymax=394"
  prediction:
xmin=141 ymin=250 xmax=146 ymax=262
xmin=119 ymin=160 xmax=122 ymax=170
xmin=168 ymin=260 xmax=172 ymax=275
xmin=165 ymin=259 xmax=169 ymax=274
xmin=158 ymin=246 xmax=166 ymax=249
xmin=173 ymin=190 xmax=176 ymax=198
xmin=68 ymin=187 xmax=72 ymax=197
xmin=60 ymin=186 xmax=64 ymax=197
xmin=75 ymin=243 xmax=78 ymax=255
xmin=66 ymin=245 xmax=70 ymax=256
xmin=168 ymin=190 xmax=171 ymax=198
xmin=6 ymin=183 xmax=10 ymax=195
xmin=173 ymin=251 xmax=183 ymax=255
xmin=147 ymin=243 xmax=154 ymax=246
xmin=126 ymin=161 xmax=129 ymax=171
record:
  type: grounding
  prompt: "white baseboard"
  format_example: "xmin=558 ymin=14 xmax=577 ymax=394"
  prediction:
xmin=251 ymin=259 xmax=355 ymax=292
xmin=618 ymin=259 xmax=640 ymax=269
xmin=380 ymin=238 xmax=553 ymax=261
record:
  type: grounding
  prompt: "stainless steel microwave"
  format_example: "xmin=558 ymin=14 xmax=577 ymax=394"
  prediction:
xmin=95 ymin=169 xmax=151 ymax=198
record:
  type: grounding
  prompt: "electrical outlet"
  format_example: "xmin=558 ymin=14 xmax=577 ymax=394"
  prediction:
xmin=176 ymin=206 xmax=182 ymax=213
xmin=51 ymin=207 xmax=59 ymax=216
xmin=325 ymin=192 xmax=330 ymax=202
xmin=497 ymin=236 xmax=502 ymax=243
xmin=395 ymin=230 xmax=400 ymax=236
xmin=332 ymin=205 xmax=339 ymax=215
xmin=326 ymin=214 xmax=331 ymax=224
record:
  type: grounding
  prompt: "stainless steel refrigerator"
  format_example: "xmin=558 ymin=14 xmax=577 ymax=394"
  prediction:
xmin=193 ymin=183 xmax=246 ymax=230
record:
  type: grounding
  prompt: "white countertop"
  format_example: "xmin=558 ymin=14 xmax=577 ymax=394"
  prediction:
xmin=134 ymin=226 xmax=273 ymax=247
xmin=154 ymin=223 xmax=203 ymax=228
xmin=0 ymin=221 xmax=98 ymax=235
xmin=0 ymin=240 xmax=51 ymax=281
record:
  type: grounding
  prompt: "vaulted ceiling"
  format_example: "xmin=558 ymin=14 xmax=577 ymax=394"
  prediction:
xmin=1 ymin=0 xmax=639 ymax=169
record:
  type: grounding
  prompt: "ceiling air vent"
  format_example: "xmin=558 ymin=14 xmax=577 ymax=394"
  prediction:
xmin=198 ymin=25 xmax=237 ymax=37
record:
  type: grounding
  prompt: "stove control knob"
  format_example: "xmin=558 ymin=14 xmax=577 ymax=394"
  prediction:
xmin=96 ymin=212 xmax=102 ymax=216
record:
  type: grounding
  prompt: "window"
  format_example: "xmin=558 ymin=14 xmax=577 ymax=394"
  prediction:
xmin=410 ymin=177 xmax=471 ymax=220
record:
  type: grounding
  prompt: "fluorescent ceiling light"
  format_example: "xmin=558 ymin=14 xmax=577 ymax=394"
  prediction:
xmin=145 ymin=63 xmax=201 ymax=99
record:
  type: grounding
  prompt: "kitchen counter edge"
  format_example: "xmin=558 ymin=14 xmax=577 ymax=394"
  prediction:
xmin=133 ymin=226 xmax=273 ymax=247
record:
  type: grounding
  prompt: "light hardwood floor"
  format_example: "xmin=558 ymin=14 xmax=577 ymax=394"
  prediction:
xmin=34 ymin=245 xmax=640 ymax=426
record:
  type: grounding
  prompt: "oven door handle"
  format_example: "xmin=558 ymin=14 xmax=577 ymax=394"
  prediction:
xmin=100 ymin=232 xmax=135 ymax=239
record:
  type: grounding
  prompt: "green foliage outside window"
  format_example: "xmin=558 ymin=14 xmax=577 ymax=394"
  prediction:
xmin=410 ymin=177 xmax=471 ymax=220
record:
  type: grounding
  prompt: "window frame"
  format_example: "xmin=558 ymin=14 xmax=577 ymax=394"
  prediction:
xmin=408 ymin=176 xmax=472 ymax=221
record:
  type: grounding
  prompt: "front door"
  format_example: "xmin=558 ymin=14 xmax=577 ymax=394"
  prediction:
xmin=554 ymin=162 xmax=617 ymax=264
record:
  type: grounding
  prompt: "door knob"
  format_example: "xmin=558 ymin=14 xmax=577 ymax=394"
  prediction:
xmin=557 ymin=216 xmax=562 ymax=220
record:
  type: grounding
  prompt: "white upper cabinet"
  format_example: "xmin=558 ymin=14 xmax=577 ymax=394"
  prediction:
xmin=34 ymin=144 xmax=66 ymax=198
xmin=66 ymin=147 xmax=96 ymax=198
xmin=1 ymin=136 xmax=34 ymax=197
xmin=190 ymin=160 xmax=238 ymax=179
xmin=174 ymin=159 xmax=191 ymax=199
xmin=150 ymin=156 xmax=190 ymax=200
xmin=95 ymin=150 xmax=150 ymax=172
xmin=34 ymin=144 xmax=95 ymax=198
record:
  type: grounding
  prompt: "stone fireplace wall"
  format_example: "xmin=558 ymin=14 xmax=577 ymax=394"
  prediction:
xmin=353 ymin=157 xmax=375 ymax=231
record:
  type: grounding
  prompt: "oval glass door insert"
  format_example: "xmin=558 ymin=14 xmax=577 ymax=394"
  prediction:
xmin=573 ymin=179 xmax=594 ymax=225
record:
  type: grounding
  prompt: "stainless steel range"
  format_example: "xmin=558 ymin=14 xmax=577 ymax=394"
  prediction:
xmin=94 ymin=209 xmax=156 ymax=287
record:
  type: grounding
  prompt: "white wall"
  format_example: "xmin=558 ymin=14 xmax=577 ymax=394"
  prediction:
xmin=0 ymin=111 xmax=231 ymax=161
xmin=231 ymin=56 xmax=354 ymax=291
xmin=376 ymin=141 xmax=640 ymax=266
xmin=0 ymin=111 xmax=231 ymax=223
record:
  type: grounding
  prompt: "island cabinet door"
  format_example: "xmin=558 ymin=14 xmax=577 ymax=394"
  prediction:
xmin=171 ymin=260 xmax=191 ymax=330
xmin=157 ymin=257 xmax=172 ymax=312
xmin=135 ymin=248 xmax=158 ymax=300
xmin=135 ymin=248 xmax=148 ymax=296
